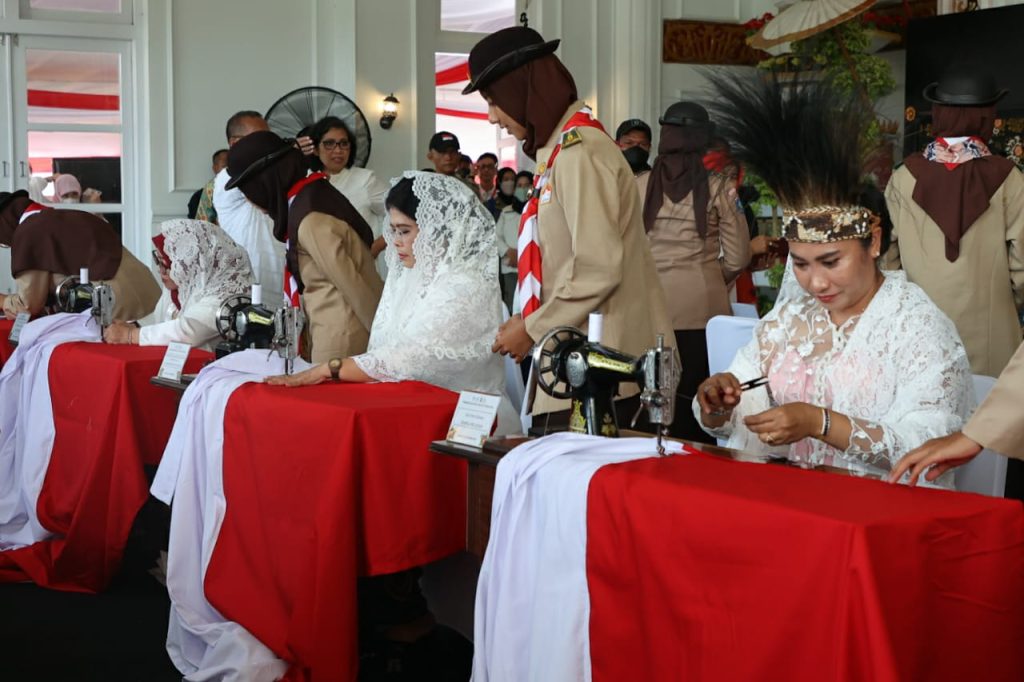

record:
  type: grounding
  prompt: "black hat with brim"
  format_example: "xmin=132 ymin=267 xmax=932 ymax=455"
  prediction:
xmin=923 ymin=66 xmax=1009 ymax=106
xmin=0 ymin=190 xmax=28 ymax=213
xmin=224 ymin=132 xmax=296 ymax=190
xmin=462 ymin=27 xmax=560 ymax=96
xmin=659 ymin=101 xmax=712 ymax=128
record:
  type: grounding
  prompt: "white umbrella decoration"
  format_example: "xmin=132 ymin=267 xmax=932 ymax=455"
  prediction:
xmin=747 ymin=0 xmax=879 ymax=50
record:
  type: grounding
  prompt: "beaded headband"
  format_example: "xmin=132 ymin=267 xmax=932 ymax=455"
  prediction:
xmin=782 ymin=205 xmax=878 ymax=243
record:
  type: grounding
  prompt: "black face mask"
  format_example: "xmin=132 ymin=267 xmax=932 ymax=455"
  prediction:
xmin=622 ymin=145 xmax=651 ymax=173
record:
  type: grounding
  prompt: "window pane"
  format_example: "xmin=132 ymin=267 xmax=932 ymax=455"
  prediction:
xmin=27 ymin=49 xmax=121 ymax=125
xmin=441 ymin=0 xmax=515 ymax=33
xmin=435 ymin=53 xmax=515 ymax=168
xmin=29 ymin=130 xmax=121 ymax=201
xmin=29 ymin=0 xmax=121 ymax=12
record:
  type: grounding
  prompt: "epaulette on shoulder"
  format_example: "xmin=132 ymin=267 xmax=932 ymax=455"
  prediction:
xmin=560 ymin=127 xmax=583 ymax=149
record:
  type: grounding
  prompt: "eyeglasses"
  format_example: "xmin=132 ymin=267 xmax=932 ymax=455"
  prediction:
xmin=320 ymin=139 xmax=351 ymax=151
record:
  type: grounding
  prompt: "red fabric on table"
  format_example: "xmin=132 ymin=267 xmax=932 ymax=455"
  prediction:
xmin=0 ymin=342 xmax=211 ymax=592
xmin=204 ymin=381 xmax=466 ymax=682
xmin=0 ymin=318 xmax=15 ymax=366
xmin=587 ymin=451 xmax=1024 ymax=682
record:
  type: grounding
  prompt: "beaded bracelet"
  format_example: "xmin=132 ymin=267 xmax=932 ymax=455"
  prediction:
xmin=820 ymin=408 xmax=831 ymax=438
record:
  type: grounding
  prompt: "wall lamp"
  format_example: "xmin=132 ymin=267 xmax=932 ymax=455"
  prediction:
xmin=380 ymin=93 xmax=400 ymax=129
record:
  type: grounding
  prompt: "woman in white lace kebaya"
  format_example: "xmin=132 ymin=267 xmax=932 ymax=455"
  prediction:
xmin=103 ymin=219 xmax=254 ymax=351
xmin=267 ymin=171 xmax=518 ymax=433
xmin=694 ymin=74 xmax=973 ymax=486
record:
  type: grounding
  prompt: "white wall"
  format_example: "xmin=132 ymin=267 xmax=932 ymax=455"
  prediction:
xmin=142 ymin=0 xmax=843 ymax=240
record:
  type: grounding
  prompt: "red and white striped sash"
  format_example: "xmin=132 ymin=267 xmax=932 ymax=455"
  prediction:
xmin=517 ymin=107 xmax=606 ymax=318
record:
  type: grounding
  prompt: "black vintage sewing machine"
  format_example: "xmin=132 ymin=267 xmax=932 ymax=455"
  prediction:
xmin=55 ymin=267 xmax=96 ymax=314
xmin=525 ymin=322 xmax=681 ymax=455
xmin=55 ymin=267 xmax=115 ymax=333
xmin=214 ymin=285 xmax=306 ymax=375
xmin=214 ymin=285 xmax=277 ymax=358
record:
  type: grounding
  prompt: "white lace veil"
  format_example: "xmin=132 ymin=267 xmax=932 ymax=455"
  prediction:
xmin=353 ymin=171 xmax=506 ymax=399
xmin=160 ymin=219 xmax=255 ymax=311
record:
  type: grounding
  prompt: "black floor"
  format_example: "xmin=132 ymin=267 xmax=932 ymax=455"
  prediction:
xmin=0 ymin=507 xmax=181 ymax=681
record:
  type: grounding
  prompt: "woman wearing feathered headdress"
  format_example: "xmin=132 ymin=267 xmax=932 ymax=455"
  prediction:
xmin=692 ymin=74 xmax=972 ymax=487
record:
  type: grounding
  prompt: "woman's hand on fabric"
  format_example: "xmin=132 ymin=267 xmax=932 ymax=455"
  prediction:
xmin=491 ymin=314 xmax=533 ymax=362
xmin=887 ymin=432 xmax=983 ymax=486
xmin=371 ymin=237 xmax=387 ymax=258
xmin=744 ymin=402 xmax=819 ymax=446
xmin=505 ymin=248 xmax=517 ymax=266
xmin=264 ymin=363 xmax=332 ymax=387
xmin=103 ymin=320 xmax=135 ymax=345
xmin=696 ymin=372 xmax=744 ymax=418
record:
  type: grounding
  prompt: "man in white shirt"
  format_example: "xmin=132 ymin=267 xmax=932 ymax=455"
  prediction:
xmin=213 ymin=111 xmax=313 ymax=311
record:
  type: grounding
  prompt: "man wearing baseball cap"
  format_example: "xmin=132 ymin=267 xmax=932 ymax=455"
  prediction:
xmin=427 ymin=131 xmax=478 ymax=194
xmin=616 ymin=118 xmax=653 ymax=175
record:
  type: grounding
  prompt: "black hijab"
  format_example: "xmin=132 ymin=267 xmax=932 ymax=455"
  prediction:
xmin=644 ymin=123 xmax=712 ymax=236
xmin=228 ymin=131 xmax=373 ymax=293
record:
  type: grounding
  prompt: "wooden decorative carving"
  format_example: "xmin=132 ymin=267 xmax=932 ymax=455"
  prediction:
xmin=662 ymin=20 xmax=770 ymax=66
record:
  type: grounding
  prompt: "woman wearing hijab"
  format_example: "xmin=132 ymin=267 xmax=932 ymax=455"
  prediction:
xmin=225 ymin=130 xmax=383 ymax=363
xmin=639 ymin=102 xmax=751 ymax=442
xmin=464 ymin=26 xmax=672 ymax=420
xmin=885 ymin=65 xmax=1024 ymax=377
xmin=267 ymin=172 xmax=519 ymax=432
xmin=103 ymin=219 xmax=254 ymax=351
xmin=0 ymin=190 xmax=159 ymax=320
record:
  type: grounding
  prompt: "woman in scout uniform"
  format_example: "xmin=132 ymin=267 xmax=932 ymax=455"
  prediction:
xmin=464 ymin=26 xmax=673 ymax=417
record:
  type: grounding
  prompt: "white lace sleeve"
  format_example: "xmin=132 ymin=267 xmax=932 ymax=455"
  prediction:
xmin=692 ymin=328 xmax=770 ymax=443
xmin=138 ymin=296 xmax=221 ymax=350
xmin=352 ymin=270 xmax=502 ymax=393
xmin=834 ymin=308 xmax=973 ymax=470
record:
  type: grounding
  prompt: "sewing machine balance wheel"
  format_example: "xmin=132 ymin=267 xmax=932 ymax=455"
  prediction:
xmin=215 ymin=294 xmax=251 ymax=341
xmin=531 ymin=325 xmax=586 ymax=400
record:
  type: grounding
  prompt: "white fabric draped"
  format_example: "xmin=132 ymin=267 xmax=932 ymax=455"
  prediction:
xmin=152 ymin=349 xmax=311 ymax=682
xmin=213 ymin=168 xmax=285 ymax=311
xmin=472 ymin=433 xmax=684 ymax=682
xmin=0 ymin=311 xmax=98 ymax=549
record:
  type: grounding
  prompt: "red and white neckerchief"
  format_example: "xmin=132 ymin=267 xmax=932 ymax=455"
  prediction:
xmin=282 ymin=172 xmax=328 ymax=307
xmin=517 ymin=106 xmax=606 ymax=318
xmin=923 ymin=136 xmax=991 ymax=170
xmin=19 ymin=201 xmax=49 ymax=224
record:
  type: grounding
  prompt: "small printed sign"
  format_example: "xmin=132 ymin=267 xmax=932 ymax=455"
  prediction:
xmin=446 ymin=391 xmax=502 ymax=448
xmin=8 ymin=312 xmax=29 ymax=345
xmin=157 ymin=341 xmax=191 ymax=382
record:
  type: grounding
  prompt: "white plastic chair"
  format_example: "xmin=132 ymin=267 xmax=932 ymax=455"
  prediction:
xmin=706 ymin=315 xmax=757 ymax=376
xmin=705 ymin=315 xmax=758 ymax=446
xmin=954 ymin=375 xmax=1008 ymax=497
xmin=730 ymin=302 xmax=759 ymax=319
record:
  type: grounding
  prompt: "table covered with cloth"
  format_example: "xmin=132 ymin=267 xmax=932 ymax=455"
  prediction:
xmin=473 ymin=433 xmax=1024 ymax=682
xmin=0 ymin=340 xmax=210 ymax=591
xmin=156 ymin=362 xmax=466 ymax=682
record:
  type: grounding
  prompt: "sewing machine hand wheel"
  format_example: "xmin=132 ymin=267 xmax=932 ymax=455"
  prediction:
xmin=216 ymin=294 xmax=251 ymax=341
xmin=531 ymin=326 xmax=586 ymax=400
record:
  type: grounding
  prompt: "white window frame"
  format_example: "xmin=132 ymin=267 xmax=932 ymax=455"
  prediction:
xmin=15 ymin=0 xmax=133 ymax=26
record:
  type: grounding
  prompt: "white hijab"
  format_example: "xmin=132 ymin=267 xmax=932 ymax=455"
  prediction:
xmin=352 ymin=172 xmax=510 ymax=407
xmin=161 ymin=219 xmax=254 ymax=311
